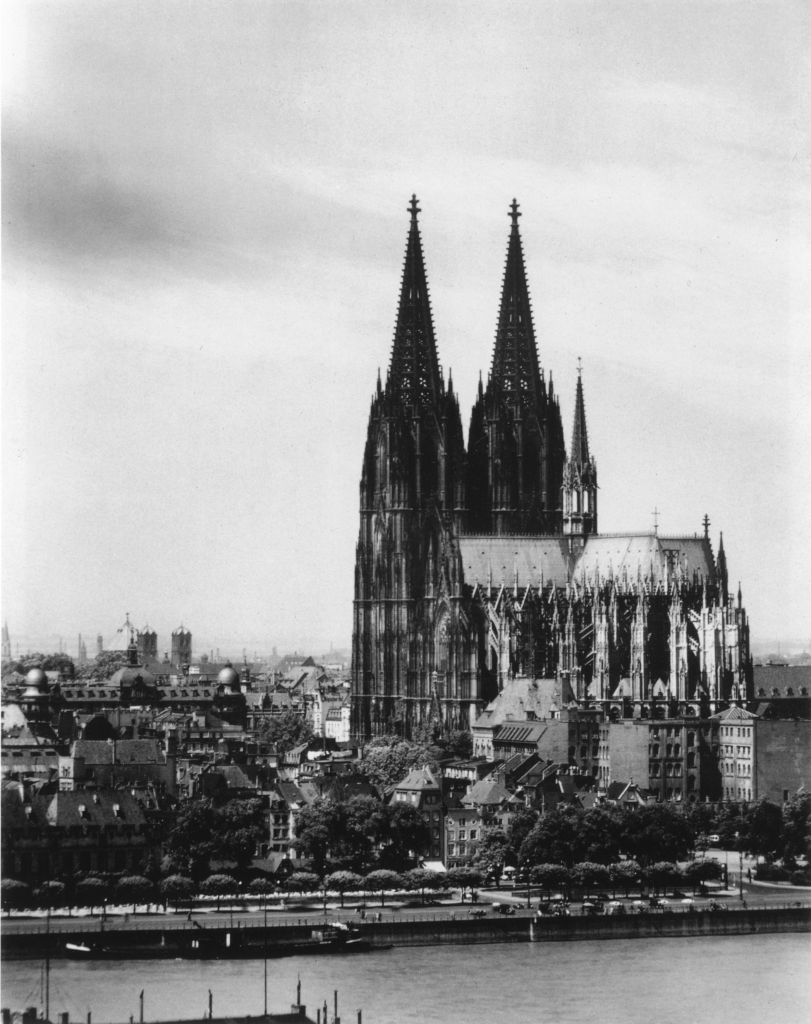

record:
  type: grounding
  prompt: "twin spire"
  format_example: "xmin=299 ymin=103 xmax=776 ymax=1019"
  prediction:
xmin=386 ymin=194 xmax=442 ymax=409
xmin=385 ymin=193 xmax=589 ymax=455
xmin=489 ymin=198 xmax=544 ymax=407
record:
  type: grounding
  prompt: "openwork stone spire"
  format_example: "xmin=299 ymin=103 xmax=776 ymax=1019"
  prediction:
xmin=489 ymin=199 xmax=543 ymax=407
xmin=386 ymin=194 xmax=442 ymax=409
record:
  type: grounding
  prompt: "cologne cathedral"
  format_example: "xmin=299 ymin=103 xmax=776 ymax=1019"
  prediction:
xmin=350 ymin=198 xmax=752 ymax=741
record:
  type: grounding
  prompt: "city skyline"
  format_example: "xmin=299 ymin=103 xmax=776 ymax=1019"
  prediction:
xmin=3 ymin=2 xmax=809 ymax=658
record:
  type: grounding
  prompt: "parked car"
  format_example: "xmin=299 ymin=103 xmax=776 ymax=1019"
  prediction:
xmin=492 ymin=903 xmax=517 ymax=916
xmin=604 ymin=901 xmax=625 ymax=916
xmin=708 ymin=834 xmax=721 ymax=846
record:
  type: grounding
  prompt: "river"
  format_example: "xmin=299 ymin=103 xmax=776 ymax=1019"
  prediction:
xmin=2 ymin=934 xmax=809 ymax=1024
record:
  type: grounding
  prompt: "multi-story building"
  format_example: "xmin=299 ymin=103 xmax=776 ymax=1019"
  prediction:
xmin=389 ymin=766 xmax=445 ymax=862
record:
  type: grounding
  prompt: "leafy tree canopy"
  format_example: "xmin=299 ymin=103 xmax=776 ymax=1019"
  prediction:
xmin=259 ymin=711 xmax=314 ymax=755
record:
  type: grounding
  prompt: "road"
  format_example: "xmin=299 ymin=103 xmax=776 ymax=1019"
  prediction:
xmin=4 ymin=882 xmax=809 ymax=937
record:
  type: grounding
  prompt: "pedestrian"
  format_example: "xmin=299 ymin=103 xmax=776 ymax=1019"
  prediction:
xmin=747 ymin=868 xmax=752 ymax=883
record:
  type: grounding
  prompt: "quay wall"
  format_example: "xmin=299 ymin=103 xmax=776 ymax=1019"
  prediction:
xmin=3 ymin=907 xmax=810 ymax=959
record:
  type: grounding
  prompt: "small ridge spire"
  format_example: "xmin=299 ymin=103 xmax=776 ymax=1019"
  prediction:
xmin=702 ymin=513 xmax=711 ymax=539
xmin=570 ymin=362 xmax=590 ymax=465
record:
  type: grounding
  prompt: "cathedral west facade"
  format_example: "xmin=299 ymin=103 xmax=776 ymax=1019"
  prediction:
xmin=350 ymin=198 xmax=752 ymax=742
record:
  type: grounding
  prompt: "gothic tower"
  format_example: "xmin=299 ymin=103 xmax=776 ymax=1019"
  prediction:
xmin=562 ymin=362 xmax=598 ymax=539
xmin=351 ymin=197 xmax=468 ymax=741
xmin=467 ymin=200 xmax=566 ymax=534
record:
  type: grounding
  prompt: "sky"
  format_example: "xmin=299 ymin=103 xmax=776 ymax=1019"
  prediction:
xmin=2 ymin=1 xmax=809 ymax=659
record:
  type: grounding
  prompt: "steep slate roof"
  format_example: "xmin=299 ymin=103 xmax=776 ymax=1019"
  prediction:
xmin=393 ymin=766 xmax=440 ymax=792
xmin=460 ymin=536 xmax=570 ymax=589
xmin=493 ymin=721 xmax=546 ymax=746
xmin=34 ymin=789 xmax=147 ymax=828
xmin=712 ymin=704 xmax=758 ymax=723
xmin=479 ymin=678 xmax=565 ymax=725
xmin=459 ymin=532 xmax=715 ymax=590
xmin=73 ymin=739 xmax=164 ymax=764
xmin=462 ymin=778 xmax=511 ymax=808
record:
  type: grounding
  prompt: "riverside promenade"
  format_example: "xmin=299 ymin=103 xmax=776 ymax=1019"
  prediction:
xmin=3 ymin=901 xmax=810 ymax=959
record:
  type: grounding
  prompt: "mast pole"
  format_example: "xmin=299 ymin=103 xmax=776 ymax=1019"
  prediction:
xmin=263 ymin=896 xmax=268 ymax=1017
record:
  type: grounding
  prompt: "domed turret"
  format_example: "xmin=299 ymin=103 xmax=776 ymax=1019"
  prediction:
xmin=23 ymin=667 xmax=48 ymax=692
xmin=217 ymin=664 xmax=241 ymax=692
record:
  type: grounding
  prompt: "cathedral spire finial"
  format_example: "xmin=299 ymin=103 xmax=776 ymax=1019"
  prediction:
xmin=386 ymin=196 xmax=442 ymax=408
xmin=488 ymin=199 xmax=542 ymax=407
xmin=702 ymin=513 xmax=710 ymax=539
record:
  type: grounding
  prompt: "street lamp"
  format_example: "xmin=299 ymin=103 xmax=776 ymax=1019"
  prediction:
xmin=735 ymin=831 xmax=743 ymax=902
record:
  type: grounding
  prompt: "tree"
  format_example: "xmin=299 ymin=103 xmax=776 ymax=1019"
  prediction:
xmin=358 ymin=740 xmax=432 ymax=791
xmin=2 ymin=879 xmax=32 ymax=914
xmin=340 ymin=796 xmax=389 ymax=872
xmin=781 ymin=792 xmax=811 ymax=865
xmin=529 ymin=864 xmax=569 ymax=897
xmin=619 ymin=805 xmax=694 ymax=866
xmin=285 ymin=871 xmax=320 ymax=894
xmin=471 ymin=827 xmax=509 ymax=884
xmin=165 ymin=799 xmax=218 ymax=881
xmin=36 ymin=880 xmax=67 ymax=910
xmin=214 ymin=798 xmax=266 ymax=878
xmin=260 ymin=711 xmax=314 ymax=756
xmin=380 ymin=802 xmax=430 ymax=869
xmin=200 ymin=874 xmax=237 ymax=911
xmin=363 ymin=869 xmax=403 ymax=906
xmin=505 ymin=809 xmax=539 ymax=866
xmin=3 ymin=652 xmax=75 ymax=680
xmin=571 ymin=862 xmax=610 ymax=896
xmin=325 ymin=870 xmax=363 ymax=908
xmin=77 ymin=650 xmax=127 ymax=681
xmin=248 ymin=878 xmax=276 ymax=897
xmin=445 ymin=867 xmax=483 ymax=895
xmin=609 ymin=860 xmax=641 ymax=897
xmin=518 ymin=806 xmax=584 ymax=868
xmin=294 ymin=799 xmax=341 ymax=876
xmin=159 ymin=875 xmax=196 ymax=910
xmin=404 ymin=868 xmax=443 ymax=904
xmin=115 ymin=875 xmax=154 ymax=913
xmin=577 ymin=807 xmax=623 ymax=864
xmin=683 ymin=860 xmax=722 ymax=894
xmin=648 ymin=861 xmax=682 ymax=895
xmin=744 ymin=799 xmax=784 ymax=863
xmin=75 ymin=877 xmax=111 ymax=913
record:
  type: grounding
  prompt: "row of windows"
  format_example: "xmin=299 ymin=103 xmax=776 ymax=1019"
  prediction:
xmin=447 ymin=828 xmax=478 ymax=842
xmin=724 ymin=786 xmax=752 ymax=800
xmin=721 ymin=725 xmax=751 ymax=738
xmin=723 ymin=761 xmax=751 ymax=776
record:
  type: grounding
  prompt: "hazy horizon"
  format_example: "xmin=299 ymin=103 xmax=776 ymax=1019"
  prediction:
xmin=3 ymin=2 xmax=809 ymax=660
